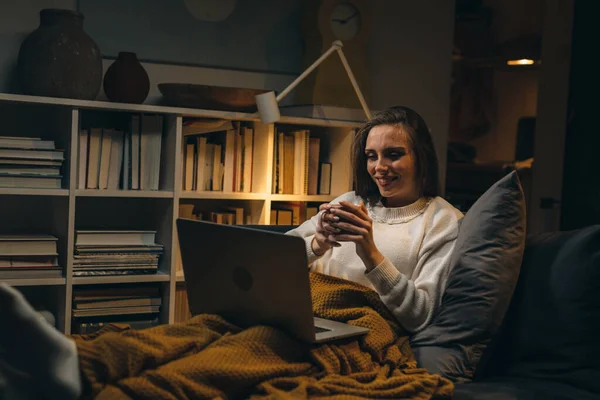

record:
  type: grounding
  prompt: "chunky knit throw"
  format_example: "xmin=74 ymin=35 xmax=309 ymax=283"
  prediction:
xmin=74 ymin=273 xmax=453 ymax=399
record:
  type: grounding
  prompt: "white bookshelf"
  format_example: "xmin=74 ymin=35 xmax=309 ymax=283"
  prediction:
xmin=0 ymin=92 xmax=361 ymax=333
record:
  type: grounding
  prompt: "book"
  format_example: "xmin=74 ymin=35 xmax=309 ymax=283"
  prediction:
xmin=241 ymin=127 xmax=253 ymax=192
xmin=0 ymin=148 xmax=64 ymax=161
xmin=0 ymin=174 xmax=62 ymax=189
xmin=223 ymin=129 xmax=236 ymax=192
xmin=75 ymin=230 xmax=157 ymax=246
xmin=184 ymin=142 xmax=195 ymax=191
xmin=0 ymin=255 xmax=58 ymax=268
xmin=308 ymin=137 xmax=320 ymax=195
xmin=318 ymin=163 xmax=332 ymax=195
xmin=0 ymin=159 xmax=62 ymax=167
xmin=86 ymin=128 xmax=102 ymax=189
xmin=130 ymin=115 xmax=141 ymax=190
xmin=72 ymin=305 xmax=160 ymax=317
xmin=195 ymin=136 xmax=208 ymax=191
xmin=78 ymin=129 xmax=88 ymax=189
xmin=0 ymin=235 xmax=58 ymax=255
xmin=0 ymin=166 xmax=60 ymax=175
xmin=98 ymin=129 xmax=113 ymax=190
xmin=0 ymin=267 xmax=62 ymax=279
xmin=140 ymin=115 xmax=163 ymax=190
xmin=107 ymin=130 xmax=124 ymax=190
xmin=0 ymin=137 xmax=55 ymax=150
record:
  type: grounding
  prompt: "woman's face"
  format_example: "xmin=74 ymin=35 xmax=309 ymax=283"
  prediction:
xmin=365 ymin=124 xmax=420 ymax=207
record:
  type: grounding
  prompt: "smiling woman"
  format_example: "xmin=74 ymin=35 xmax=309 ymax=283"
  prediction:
xmin=286 ymin=105 xmax=464 ymax=334
xmin=365 ymin=125 xmax=419 ymax=208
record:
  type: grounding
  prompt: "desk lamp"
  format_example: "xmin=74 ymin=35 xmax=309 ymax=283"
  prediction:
xmin=255 ymin=40 xmax=372 ymax=124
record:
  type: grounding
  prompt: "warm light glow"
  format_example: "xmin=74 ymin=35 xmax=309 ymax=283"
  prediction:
xmin=507 ymin=59 xmax=535 ymax=66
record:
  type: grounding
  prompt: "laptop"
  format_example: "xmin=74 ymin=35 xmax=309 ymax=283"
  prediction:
xmin=176 ymin=218 xmax=369 ymax=343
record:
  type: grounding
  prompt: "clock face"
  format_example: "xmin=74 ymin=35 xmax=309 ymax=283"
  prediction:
xmin=330 ymin=2 xmax=361 ymax=41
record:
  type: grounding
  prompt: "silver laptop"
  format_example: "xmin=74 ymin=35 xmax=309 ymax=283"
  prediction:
xmin=176 ymin=218 xmax=369 ymax=343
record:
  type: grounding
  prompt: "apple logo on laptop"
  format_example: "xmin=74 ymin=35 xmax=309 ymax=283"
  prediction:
xmin=232 ymin=266 xmax=253 ymax=291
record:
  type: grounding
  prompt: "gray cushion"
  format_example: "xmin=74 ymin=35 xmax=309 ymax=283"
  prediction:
xmin=410 ymin=171 xmax=527 ymax=382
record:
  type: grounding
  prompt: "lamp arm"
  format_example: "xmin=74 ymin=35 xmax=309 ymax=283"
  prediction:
xmin=335 ymin=47 xmax=372 ymax=120
xmin=275 ymin=41 xmax=343 ymax=103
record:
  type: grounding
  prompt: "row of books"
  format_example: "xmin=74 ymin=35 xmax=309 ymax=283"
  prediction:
xmin=179 ymin=203 xmax=248 ymax=225
xmin=183 ymin=119 xmax=254 ymax=193
xmin=271 ymin=204 xmax=319 ymax=226
xmin=0 ymin=136 xmax=64 ymax=189
xmin=74 ymin=230 xmax=163 ymax=277
xmin=72 ymin=285 xmax=161 ymax=334
xmin=272 ymin=129 xmax=332 ymax=195
xmin=178 ymin=202 xmax=320 ymax=228
xmin=78 ymin=114 xmax=163 ymax=191
xmin=0 ymin=234 xmax=61 ymax=279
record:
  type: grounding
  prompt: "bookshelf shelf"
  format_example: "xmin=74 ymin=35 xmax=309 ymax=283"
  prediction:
xmin=0 ymin=92 xmax=358 ymax=333
xmin=0 ymin=92 xmax=257 ymax=122
xmin=0 ymin=93 xmax=362 ymax=128
xmin=72 ymin=272 xmax=171 ymax=285
xmin=76 ymin=190 xmax=174 ymax=198
xmin=0 ymin=188 xmax=69 ymax=196
xmin=270 ymin=194 xmax=337 ymax=202
xmin=179 ymin=191 xmax=269 ymax=200
xmin=1 ymin=277 xmax=66 ymax=287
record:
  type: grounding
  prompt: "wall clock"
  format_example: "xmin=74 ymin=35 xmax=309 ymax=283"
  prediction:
xmin=330 ymin=2 xmax=362 ymax=41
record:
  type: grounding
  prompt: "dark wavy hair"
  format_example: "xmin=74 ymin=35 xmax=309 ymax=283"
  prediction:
xmin=351 ymin=106 xmax=440 ymax=205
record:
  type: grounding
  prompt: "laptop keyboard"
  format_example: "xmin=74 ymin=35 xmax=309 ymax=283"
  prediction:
xmin=314 ymin=326 xmax=331 ymax=334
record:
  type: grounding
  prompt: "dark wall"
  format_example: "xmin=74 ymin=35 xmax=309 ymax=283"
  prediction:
xmin=560 ymin=1 xmax=599 ymax=230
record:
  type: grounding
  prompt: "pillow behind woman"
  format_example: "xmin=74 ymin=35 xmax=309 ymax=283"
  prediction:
xmin=410 ymin=171 xmax=527 ymax=382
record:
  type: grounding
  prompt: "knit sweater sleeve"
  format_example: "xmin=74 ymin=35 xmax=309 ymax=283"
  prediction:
xmin=285 ymin=191 xmax=360 ymax=264
xmin=365 ymin=204 xmax=460 ymax=333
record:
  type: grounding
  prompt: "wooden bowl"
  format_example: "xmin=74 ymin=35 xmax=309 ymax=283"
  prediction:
xmin=158 ymin=83 xmax=270 ymax=112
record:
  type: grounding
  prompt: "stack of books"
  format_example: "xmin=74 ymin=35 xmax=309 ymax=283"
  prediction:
xmin=0 ymin=235 xmax=61 ymax=279
xmin=73 ymin=230 xmax=163 ymax=277
xmin=0 ymin=136 xmax=64 ymax=189
xmin=72 ymin=285 xmax=161 ymax=334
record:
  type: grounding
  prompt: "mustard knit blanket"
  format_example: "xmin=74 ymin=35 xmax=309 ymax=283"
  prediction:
xmin=74 ymin=272 xmax=453 ymax=399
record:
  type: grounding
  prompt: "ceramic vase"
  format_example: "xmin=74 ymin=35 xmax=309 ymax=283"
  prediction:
xmin=103 ymin=52 xmax=150 ymax=104
xmin=17 ymin=9 xmax=102 ymax=100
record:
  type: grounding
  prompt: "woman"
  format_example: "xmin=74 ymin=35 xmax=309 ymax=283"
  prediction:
xmin=287 ymin=105 xmax=463 ymax=333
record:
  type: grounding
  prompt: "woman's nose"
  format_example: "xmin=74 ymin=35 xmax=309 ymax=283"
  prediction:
xmin=375 ymin=159 xmax=389 ymax=171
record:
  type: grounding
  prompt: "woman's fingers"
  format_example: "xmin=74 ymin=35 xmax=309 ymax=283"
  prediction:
xmin=329 ymin=207 xmax=365 ymax=227
xmin=329 ymin=232 xmax=363 ymax=242
xmin=330 ymin=221 xmax=364 ymax=235
xmin=339 ymin=200 xmax=370 ymax=220
xmin=316 ymin=231 xmax=340 ymax=247
xmin=315 ymin=211 xmax=340 ymax=247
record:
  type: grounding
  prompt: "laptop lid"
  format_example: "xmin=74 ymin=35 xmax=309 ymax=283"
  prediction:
xmin=176 ymin=218 xmax=317 ymax=342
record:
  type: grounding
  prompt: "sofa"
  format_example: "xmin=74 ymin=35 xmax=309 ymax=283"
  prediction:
xmin=248 ymin=221 xmax=600 ymax=400
xmin=451 ymin=225 xmax=600 ymax=400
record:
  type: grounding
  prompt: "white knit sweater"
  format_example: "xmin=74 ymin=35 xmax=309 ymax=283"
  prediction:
xmin=286 ymin=191 xmax=463 ymax=333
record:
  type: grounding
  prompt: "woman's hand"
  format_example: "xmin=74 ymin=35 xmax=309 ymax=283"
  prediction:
xmin=311 ymin=204 xmax=343 ymax=256
xmin=325 ymin=200 xmax=384 ymax=271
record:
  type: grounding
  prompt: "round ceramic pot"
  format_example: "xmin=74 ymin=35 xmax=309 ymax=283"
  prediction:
xmin=103 ymin=52 xmax=150 ymax=104
xmin=17 ymin=8 xmax=103 ymax=100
